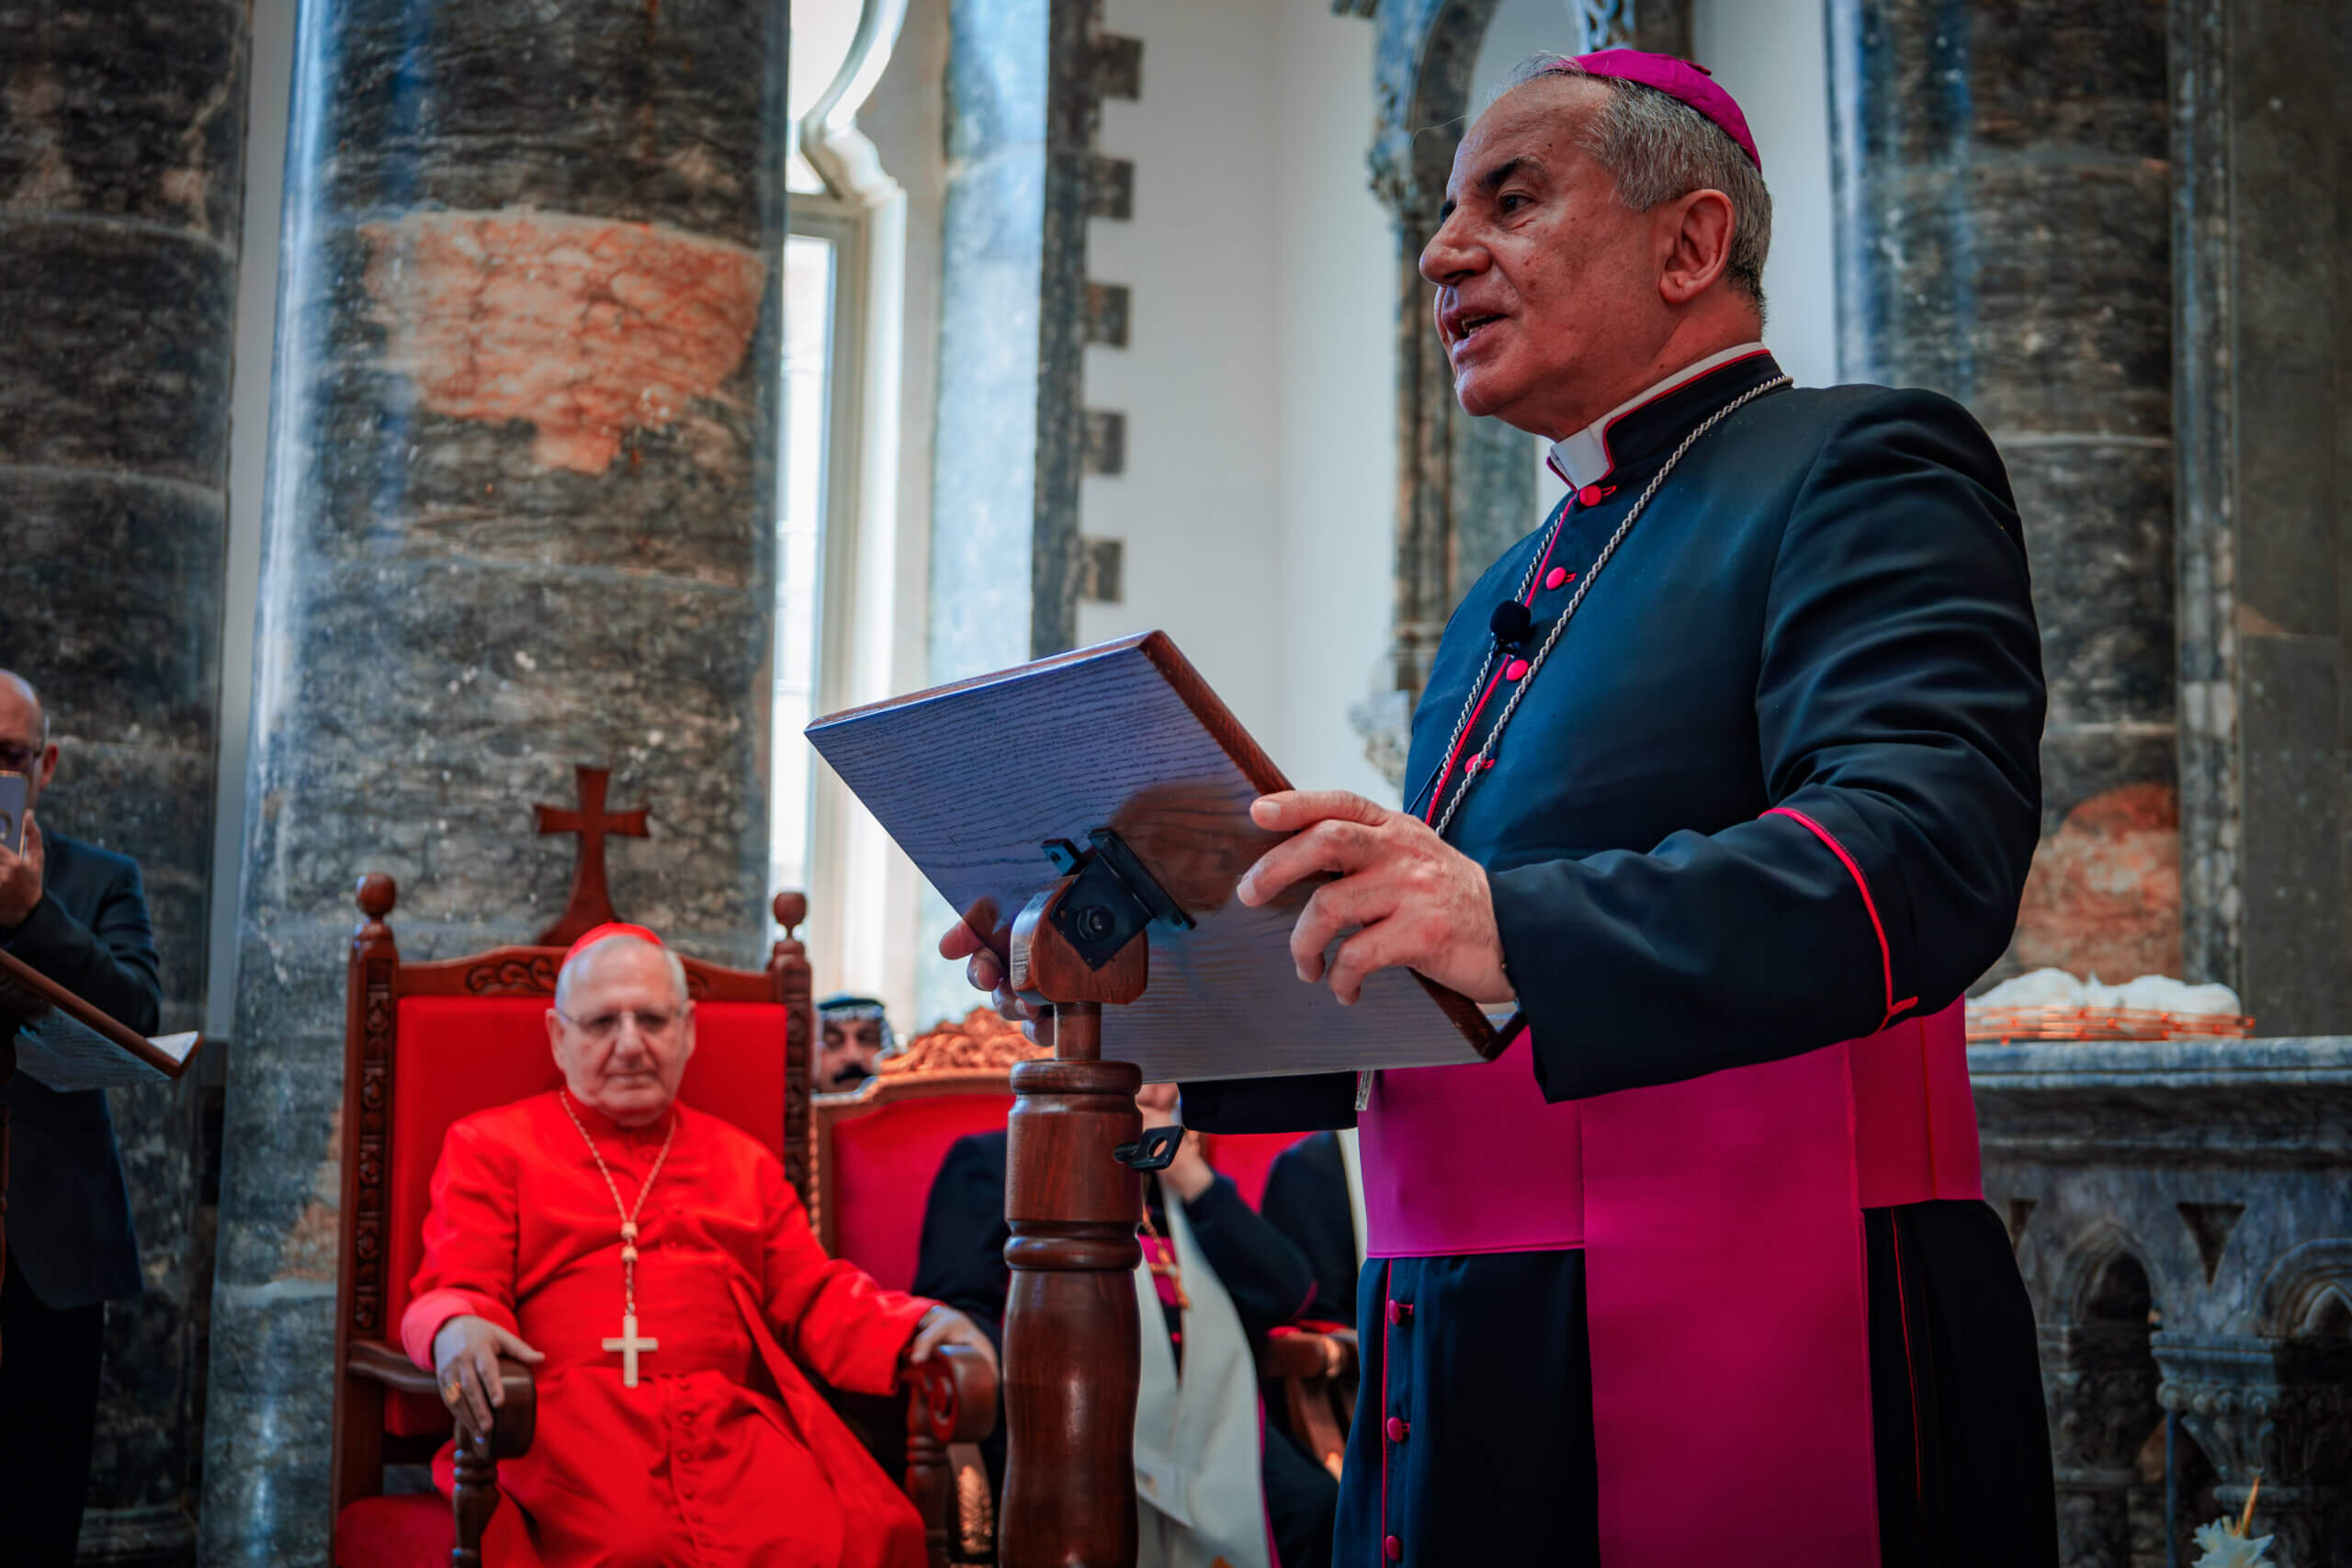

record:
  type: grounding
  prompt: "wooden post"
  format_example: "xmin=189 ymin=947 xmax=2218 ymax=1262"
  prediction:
xmin=999 ymin=878 xmax=1152 ymax=1568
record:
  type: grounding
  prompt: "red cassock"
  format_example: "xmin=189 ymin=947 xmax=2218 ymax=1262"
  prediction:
xmin=401 ymin=1091 xmax=933 ymax=1568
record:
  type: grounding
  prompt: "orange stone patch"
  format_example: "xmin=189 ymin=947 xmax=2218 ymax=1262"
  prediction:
xmin=361 ymin=209 xmax=767 ymax=474
xmin=2010 ymin=781 xmax=2183 ymax=981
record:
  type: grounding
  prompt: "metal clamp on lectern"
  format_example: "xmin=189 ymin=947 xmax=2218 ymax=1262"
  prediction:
xmin=1039 ymin=828 xmax=1195 ymax=971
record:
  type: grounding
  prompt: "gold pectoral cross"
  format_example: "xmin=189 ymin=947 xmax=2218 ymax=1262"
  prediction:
xmin=603 ymin=1312 xmax=659 ymax=1387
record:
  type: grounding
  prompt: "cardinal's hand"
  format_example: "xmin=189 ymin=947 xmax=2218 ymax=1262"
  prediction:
xmin=430 ymin=1314 xmax=545 ymax=1438
xmin=904 ymin=1303 xmax=999 ymax=1379
xmin=1237 ymin=790 xmax=1513 ymax=1007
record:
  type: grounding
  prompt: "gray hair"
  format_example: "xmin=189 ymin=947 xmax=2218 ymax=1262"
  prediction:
xmin=1494 ymin=55 xmax=1771 ymax=320
xmin=554 ymin=935 xmax=690 ymax=1012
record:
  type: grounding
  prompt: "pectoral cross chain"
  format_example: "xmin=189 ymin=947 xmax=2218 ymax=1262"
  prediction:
xmin=603 ymin=1312 xmax=660 ymax=1387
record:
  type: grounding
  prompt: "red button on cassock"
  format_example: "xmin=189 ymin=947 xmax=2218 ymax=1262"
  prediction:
xmin=1385 ymin=1534 xmax=1404 ymax=1562
xmin=1505 ymin=658 xmax=1529 ymax=682
xmin=1578 ymin=484 xmax=1604 ymax=507
xmin=1385 ymin=1416 xmax=1409 ymax=1443
xmin=1544 ymin=566 xmax=1570 ymax=591
xmin=1386 ymin=1300 xmax=1412 ymax=1325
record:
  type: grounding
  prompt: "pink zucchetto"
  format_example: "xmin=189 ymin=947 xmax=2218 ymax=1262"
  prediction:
xmin=1562 ymin=49 xmax=1761 ymax=171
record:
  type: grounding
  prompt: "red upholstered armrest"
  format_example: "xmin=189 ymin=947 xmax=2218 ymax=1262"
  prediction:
xmin=907 ymin=1342 xmax=997 ymax=1447
xmin=347 ymin=1338 xmax=538 ymax=1459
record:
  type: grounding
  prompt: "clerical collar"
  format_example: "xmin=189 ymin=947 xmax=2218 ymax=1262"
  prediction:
xmin=1546 ymin=342 xmax=1775 ymax=490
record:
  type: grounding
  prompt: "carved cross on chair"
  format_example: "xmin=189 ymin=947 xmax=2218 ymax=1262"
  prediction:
xmin=533 ymin=765 xmax=650 ymax=946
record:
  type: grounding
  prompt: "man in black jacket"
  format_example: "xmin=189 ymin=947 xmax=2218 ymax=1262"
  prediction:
xmin=0 ymin=670 xmax=161 ymax=1563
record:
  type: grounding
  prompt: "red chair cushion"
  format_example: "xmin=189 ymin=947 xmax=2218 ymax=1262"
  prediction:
xmin=828 ymin=1093 xmax=1014 ymax=1291
xmin=334 ymin=1493 xmax=448 ymax=1568
xmin=382 ymin=994 xmax=793 ymax=1435
xmin=1198 ymin=1131 xmax=1313 ymax=1210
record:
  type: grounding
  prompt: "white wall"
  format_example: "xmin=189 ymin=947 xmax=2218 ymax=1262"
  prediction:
xmin=207 ymin=0 xmax=296 ymax=1038
xmin=1693 ymin=0 xmax=1837 ymax=390
xmin=1077 ymin=0 xmax=1396 ymax=802
xmin=1081 ymin=0 xmax=1286 ymax=748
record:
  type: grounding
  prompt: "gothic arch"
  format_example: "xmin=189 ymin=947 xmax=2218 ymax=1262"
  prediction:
xmin=2051 ymin=1220 xmax=2164 ymax=1326
xmin=2258 ymin=1238 xmax=2352 ymax=1338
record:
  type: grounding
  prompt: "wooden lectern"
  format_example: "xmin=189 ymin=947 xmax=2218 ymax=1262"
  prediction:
xmin=0 ymin=948 xmax=202 ymax=1366
xmin=809 ymin=633 xmax=1499 ymax=1567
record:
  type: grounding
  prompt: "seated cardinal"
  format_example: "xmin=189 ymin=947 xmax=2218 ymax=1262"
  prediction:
xmin=401 ymin=922 xmax=995 ymax=1568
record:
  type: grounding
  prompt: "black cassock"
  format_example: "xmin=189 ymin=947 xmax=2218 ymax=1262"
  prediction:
xmin=1183 ymin=352 xmax=2060 ymax=1568
xmin=913 ymin=1130 xmax=1341 ymax=1568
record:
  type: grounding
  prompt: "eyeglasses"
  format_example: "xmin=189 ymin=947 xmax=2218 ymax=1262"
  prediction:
xmin=0 ymin=743 xmax=42 ymax=774
xmin=554 ymin=1006 xmax=684 ymax=1043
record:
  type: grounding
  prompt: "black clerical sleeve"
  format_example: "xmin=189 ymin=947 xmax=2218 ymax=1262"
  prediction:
xmin=1493 ymin=390 xmax=2043 ymax=1100
xmin=1172 ymin=1173 xmax=1317 ymax=1340
xmin=1 ymin=857 xmax=162 ymax=1035
xmin=1260 ymin=1133 xmax=1357 ymax=1322
xmin=910 ymin=1132 xmax=1012 ymax=1357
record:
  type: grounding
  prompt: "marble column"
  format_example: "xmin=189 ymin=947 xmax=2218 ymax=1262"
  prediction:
xmin=1829 ymin=0 xmax=2178 ymax=988
xmin=199 ymin=2 xmax=786 ymax=1560
xmin=0 ymin=4 xmax=248 ymax=1558
xmin=2172 ymin=0 xmax=2352 ymax=1032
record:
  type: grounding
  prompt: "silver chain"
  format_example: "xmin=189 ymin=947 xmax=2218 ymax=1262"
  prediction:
xmin=1430 ymin=376 xmax=1792 ymax=839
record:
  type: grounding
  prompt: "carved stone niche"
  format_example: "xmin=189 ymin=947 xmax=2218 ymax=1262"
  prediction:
xmin=2041 ymin=1250 xmax=2163 ymax=1568
xmin=1345 ymin=0 xmax=1690 ymax=783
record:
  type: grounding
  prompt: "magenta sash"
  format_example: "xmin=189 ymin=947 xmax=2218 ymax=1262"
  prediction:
xmin=1357 ymin=1002 xmax=1981 ymax=1567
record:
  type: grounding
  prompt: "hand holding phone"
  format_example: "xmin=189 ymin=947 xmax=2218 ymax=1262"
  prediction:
xmin=0 ymin=772 xmax=25 ymax=856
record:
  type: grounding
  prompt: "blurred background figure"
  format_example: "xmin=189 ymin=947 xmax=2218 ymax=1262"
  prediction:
xmin=818 ymin=993 xmax=898 ymax=1090
xmin=0 ymin=670 xmax=161 ymax=1566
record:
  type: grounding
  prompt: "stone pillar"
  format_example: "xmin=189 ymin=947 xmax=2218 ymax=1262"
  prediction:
xmin=199 ymin=1 xmax=787 ymax=1560
xmin=2172 ymin=0 xmax=2352 ymax=1032
xmin=931 ymin=0 xmax=1136 ymax=684
xmin=1828 ymin=0 xmax=2179 ymax=987
xmin=2041 ymin=1321 xmax=2161 ymax=1568
xmin=2157 ymin=1336 xmax=2352 ymax=1568
xmin=0 ymin=5 xmax=248 ymax=1558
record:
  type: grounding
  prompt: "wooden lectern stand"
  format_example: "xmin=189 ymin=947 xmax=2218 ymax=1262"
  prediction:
xmin=809 ymin=633 xmax=1498 ymax=1567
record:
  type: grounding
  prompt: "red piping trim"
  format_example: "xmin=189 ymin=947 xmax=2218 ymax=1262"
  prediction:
xmin=1379 ymin=1262 xmax=1394 ymax=1562
xmin=1590 ymin=347 xmax=1775 ymax=478
xmin=1421 ymin=665 xmax=1507 ymax=825
xmin=1764 ymin=806 xmax=1915 ymax=1032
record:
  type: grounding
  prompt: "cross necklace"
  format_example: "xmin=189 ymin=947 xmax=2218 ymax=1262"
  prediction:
xmin=559 ymin=1089 xmax=677 ymax=1387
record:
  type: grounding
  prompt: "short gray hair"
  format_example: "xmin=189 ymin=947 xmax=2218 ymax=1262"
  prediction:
xmin=554 ymin=935 xmax=690 ymax=1011
xmin=1495 ymin=55 xmax=1771 ymax=320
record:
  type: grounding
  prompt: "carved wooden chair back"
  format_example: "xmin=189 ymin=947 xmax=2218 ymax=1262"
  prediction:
xmin=327 ymin=875 xmax=816 ymax=1563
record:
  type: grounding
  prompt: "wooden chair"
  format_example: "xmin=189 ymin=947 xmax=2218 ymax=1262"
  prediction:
xmin=808 ymin=1016 xmax=1362 ymax=1555
xmin=810 ymin=1009 xmax=1038 ymax=1565
xmin=326 ymin=879 xmax=993 ymax=1568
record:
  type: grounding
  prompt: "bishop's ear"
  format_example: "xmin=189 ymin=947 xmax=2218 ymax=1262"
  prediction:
xmin=1657 ymin=188 xmax=1736 ymax=306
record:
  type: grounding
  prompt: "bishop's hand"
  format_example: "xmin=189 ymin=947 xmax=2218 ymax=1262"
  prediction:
xmin=1237 ymin=790 xmax=1514 ymax=1008
xmin=431 ymin=1313 xmax=545 ymax=1438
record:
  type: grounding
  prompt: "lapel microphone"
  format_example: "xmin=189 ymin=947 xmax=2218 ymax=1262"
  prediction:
xmin=1489 ymin=599 xmax=1532 ymax=651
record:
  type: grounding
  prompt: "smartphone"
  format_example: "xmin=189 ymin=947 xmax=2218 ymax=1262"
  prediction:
xmin=0 ymin=772 xmax=24 ymax=855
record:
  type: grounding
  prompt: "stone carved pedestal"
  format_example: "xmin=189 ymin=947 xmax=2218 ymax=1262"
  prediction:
xmin=2157 ymin=1337 xmax=2352 ymax=1568
xmin=2041 ymin=1320 xmax=2162 ymax=1568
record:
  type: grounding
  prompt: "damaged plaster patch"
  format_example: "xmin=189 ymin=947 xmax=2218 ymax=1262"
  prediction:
xmin=361 ymin=209 xmax=767 ymax=474
xmin=2011 ymin=782 xmax=2184 ymax=981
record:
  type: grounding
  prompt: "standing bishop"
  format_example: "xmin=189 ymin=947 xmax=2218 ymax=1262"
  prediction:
xmin=406 ymin=922 xmax=996 ymax=1568
xmin=950 ymin=50 xmax=2058 ymax=1568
